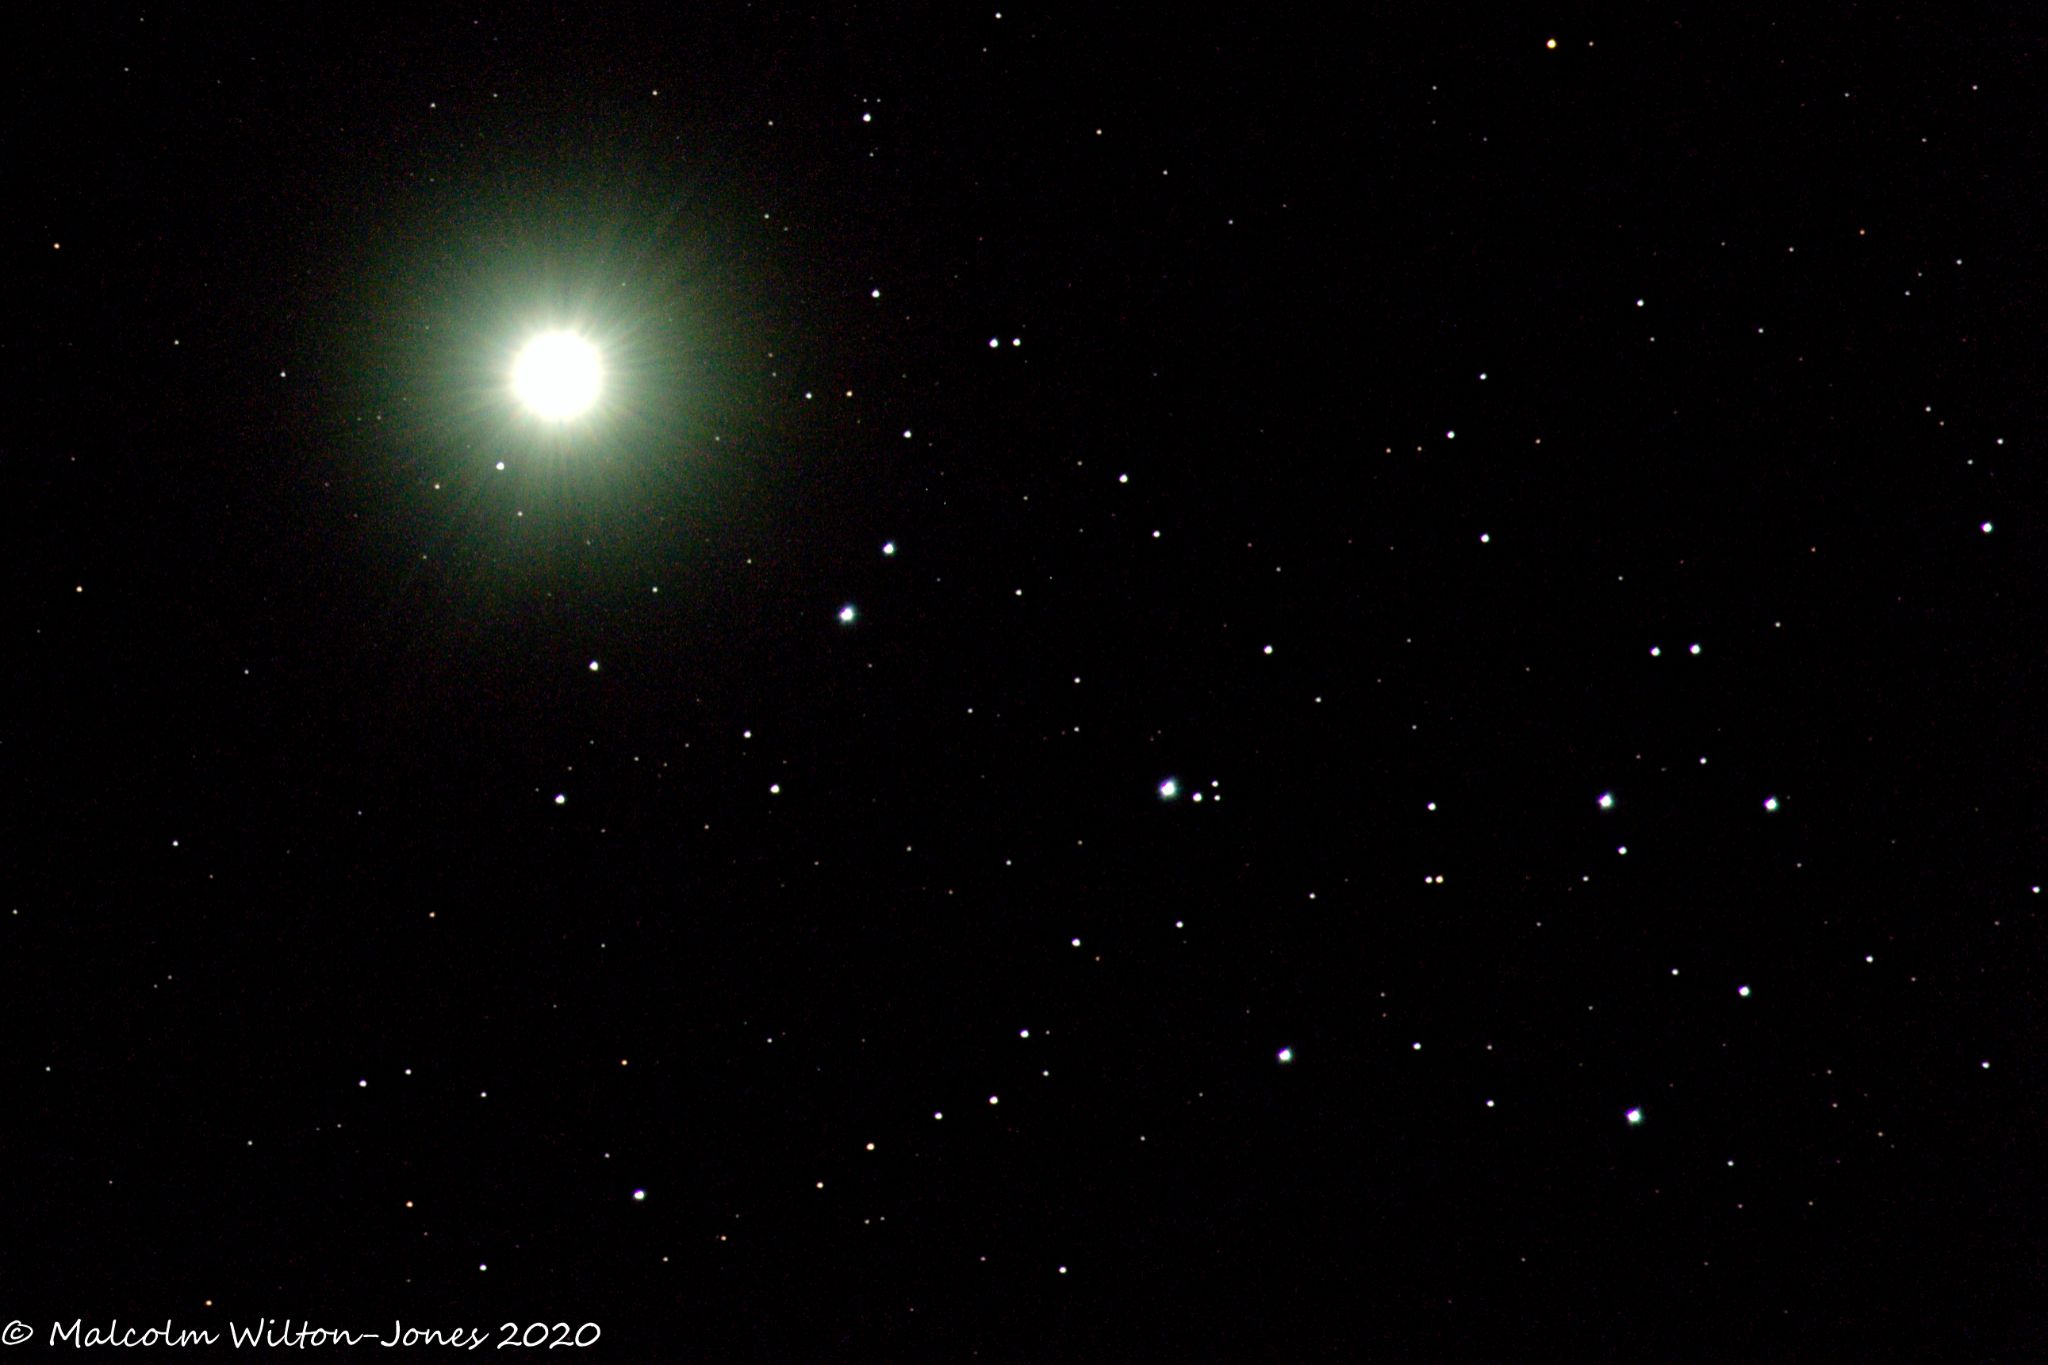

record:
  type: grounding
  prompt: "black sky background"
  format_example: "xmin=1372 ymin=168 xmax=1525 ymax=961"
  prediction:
xmin=7 ymin=5 xmax=2048 ymax=1360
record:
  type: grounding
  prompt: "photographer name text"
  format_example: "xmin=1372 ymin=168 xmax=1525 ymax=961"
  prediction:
xmin=9 ymin=1319 xmax=602 ymax=1351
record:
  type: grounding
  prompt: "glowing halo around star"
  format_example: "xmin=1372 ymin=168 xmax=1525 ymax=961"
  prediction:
xmin=333 ymin=150 xmax=780 ymax=597
xmin=511 ymin=330 xmax=604 ymax=420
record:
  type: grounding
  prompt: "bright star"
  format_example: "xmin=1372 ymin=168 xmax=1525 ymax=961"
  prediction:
xmin=512 ymin=331 xmax=603 ymax=419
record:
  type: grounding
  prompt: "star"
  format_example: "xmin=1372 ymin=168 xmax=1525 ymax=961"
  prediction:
xmin=511 ymin=331 xmax=603 ymax=420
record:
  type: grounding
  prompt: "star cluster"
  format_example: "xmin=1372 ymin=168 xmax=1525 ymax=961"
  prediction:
xmin=7 ymin=8 xmax=2042 ymax=1360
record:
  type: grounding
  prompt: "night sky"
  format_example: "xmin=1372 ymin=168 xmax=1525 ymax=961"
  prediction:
xmin=10 ymin=6 xmax=2048 ymax=1360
